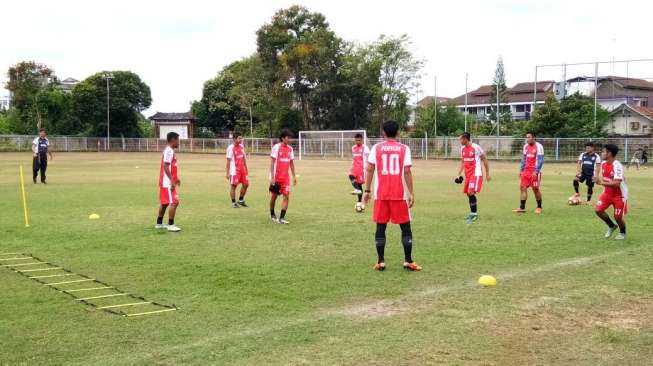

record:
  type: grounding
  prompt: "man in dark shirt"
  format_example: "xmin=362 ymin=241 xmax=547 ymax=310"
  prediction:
xmin=573 ymin=142 xmax=601 ymax=203
xmin=32 ymin=128 xmax=53 ymax=184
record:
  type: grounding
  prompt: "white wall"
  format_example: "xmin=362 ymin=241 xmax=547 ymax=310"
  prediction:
xmin=159 ymin=125 xmax=189 ymax=140
xmin=609 ymin=114 xmax=652 ymax=136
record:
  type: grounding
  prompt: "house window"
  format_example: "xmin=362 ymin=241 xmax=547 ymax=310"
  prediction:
xmin=467 ymin=107 xmax=477 ymax=114
xmin=643 ymin=100 xmax=648 ymax=107
xmin=630 ymin=121 xmax=640 ymax=131
xmin=515 ymin=104 xmax=525 ymax=112
xmin=486 ymin=107 xmax=492 ymax=114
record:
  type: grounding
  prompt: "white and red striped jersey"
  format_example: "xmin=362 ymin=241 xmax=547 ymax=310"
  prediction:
xmin=270 ymin=143 xmax=294 ymax=183
xmin=226 ymin=143 xmax=247 ymax=176
xmin=367 ymin=140 xmax=412 ymax=200
xmin=159 ymin=146 xmax=178 ymax=188
xmin=601 ymin=160 xmax=628 ymax=199
xmin=461 ymin=143 xmax=484 ymax=177
xmin=350 ymin=143 xmax=370 ymax=176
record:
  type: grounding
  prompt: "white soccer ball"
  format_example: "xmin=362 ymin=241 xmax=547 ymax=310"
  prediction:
xmin=568 ymin=196 xmax=581 ymax=206
xmin=355 ymin=203 xmax=364 ymax=213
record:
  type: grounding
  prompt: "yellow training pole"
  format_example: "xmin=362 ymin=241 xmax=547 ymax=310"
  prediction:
xmin=19 ymin=165 xmax=30 ymax=227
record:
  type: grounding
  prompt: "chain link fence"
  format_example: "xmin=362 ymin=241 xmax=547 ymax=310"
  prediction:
xmin=1 ymin=135 xmax=650 ymax=162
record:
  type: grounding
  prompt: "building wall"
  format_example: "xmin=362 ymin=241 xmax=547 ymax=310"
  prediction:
xmin=158 ymin=124 xmax=189 ymax=139
xmin=609 ymin=114 xmax=652 ymax=136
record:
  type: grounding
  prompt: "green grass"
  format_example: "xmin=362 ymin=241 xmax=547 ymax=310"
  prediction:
xmin=1 ymin=152 xmax=652 ymax=365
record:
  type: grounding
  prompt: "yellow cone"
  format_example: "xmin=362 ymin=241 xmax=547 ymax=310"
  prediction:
xmin=88 ymin=213 xmax=100 ymax=220
xmin=478 ymin=275 xmax=497 ymax=286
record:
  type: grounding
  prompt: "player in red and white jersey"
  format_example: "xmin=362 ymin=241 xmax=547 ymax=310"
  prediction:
xmin=226 ymin=132 xmax=249 ymax=208
xmin=456 ymin=132 xmax=490 ymax=224
xmin=156 ymin=132 xmax=181 ymax=232
xmin=269 ymin=129 xmax=297 ymax=224
xmin=363 ymin=121 xmax=421 ymax=272
xmin=513 ymin=132 xmax=544 ymax=214
xmin=594 ymin=144 xmax=628 ymax=240
xmin=348 ymin=133 xmax=370 ymax=211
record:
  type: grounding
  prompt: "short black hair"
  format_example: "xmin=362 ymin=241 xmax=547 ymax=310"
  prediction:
xmin=526 ymin=131 xmax=535 ymax=137
xmin=232 ymin=132 xmax=241 ymax=139
xmin=354 ymin=133 xmax=363 ymax=139
xmin=279 ymin=129 xmax=292 ymax=141
xmin=604 ymin=143 xmax=619 ymax=157
xmin=585 ymin=141 xmax=594 ymax=147
xmin=39 ymin=128 xmax=46 ymax=133
xmin=382 ymin=120 xmax=399 ymax=138
xmin=166 ymin=132 xmax=180 ymax=142
xmin=460 ymin=132 xmax=471 ymax=141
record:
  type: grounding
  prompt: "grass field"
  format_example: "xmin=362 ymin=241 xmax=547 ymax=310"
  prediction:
xmin=1 ymin=151 xmax=652 ymax=365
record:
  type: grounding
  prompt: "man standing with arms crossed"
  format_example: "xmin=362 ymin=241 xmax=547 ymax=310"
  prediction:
xmin=513 ymin=132 xmax=544 ymax=214
xmin=363 ymin=121 xmax=421 ymax=272
xmin=32 ymin=128 xmax=53 ymax=184
xmin=226 ymin=132 xmax=249 ymax=208
xmin=456 ymin=132 xmax=490 ymax=224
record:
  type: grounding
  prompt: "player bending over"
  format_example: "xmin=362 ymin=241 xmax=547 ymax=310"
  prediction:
xmin=269 ymin=129 xmax=297 ymax=224
xmin=363 ymin=120 xmax=421 ymax=271
xmin=348 ymin=133 xmax=370 ymax=212
xmin=226 ymin=132 xmax=249 ymax=208
xmin=573 ymin=142 xmax=601 ymax=204
xmin=594 ymin=144 xmax=628 ymax=240
xmin=456 ymin=132 xmax=490 ymax=224
xmin=156 ymin=132 xmax=181 ymax=232
xmin=513 ymin=132 xmax=544 ymax=214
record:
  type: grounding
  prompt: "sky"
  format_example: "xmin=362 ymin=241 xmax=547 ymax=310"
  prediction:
xmin=1 ymin=0 xmax=652 ymax=114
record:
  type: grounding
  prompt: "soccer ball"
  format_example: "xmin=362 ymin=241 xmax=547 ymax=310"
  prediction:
xmin=355 ymin=203 xmax=365 ymax=213
xmin=568 ymin=195 xmax=581 ymax=206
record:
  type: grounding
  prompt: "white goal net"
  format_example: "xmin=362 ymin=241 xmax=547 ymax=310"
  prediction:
xmin=298 ymin=130 xmax=367 ymax=160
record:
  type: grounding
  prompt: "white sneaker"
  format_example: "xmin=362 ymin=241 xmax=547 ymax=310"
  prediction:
xmin=350 ymin=189 xmax=362 ymax=195
xmin=155 ymin=224 xmax=167 ymax=229
xmin=604 ymin=226 xmax=615 ymax=239
xmin=615 ymin=233 xmax=626 ymax=240
xmin=278 ymin=218 xmax=290 ymax=224
xmin=167 ymin=224 xmax=181 ymax=232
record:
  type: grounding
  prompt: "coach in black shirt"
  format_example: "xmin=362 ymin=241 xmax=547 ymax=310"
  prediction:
xmin=32 ymin=128 xmax=53 ymax=184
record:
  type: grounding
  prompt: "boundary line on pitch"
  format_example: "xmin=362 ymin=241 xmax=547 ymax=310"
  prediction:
xmin=0 ymin=253 xmax=177 ymax=317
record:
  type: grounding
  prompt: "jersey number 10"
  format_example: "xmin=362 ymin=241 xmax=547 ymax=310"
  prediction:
xmin=380 ymin=154 xmax=401 ymax=175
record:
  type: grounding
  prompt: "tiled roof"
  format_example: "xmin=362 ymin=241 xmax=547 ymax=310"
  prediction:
xmin=149 ymin=112 xmax=195 ymax=121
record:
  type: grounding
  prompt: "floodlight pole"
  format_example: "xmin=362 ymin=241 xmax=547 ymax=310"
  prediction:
xmin=464 ymin=73 xmax=468 ymax=132
xmin=104 ymin=72 xmax=113 ymax=151
xmin=594 ymin=62 xmax=598 ymax=127
xmin=433 ymin=75 xmax=437 ymax=136
xmin=496 ymin=82 xmax=500 ymax=137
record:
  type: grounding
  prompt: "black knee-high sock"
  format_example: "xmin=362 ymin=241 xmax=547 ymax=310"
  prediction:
xmin=349 ymin=175 xmax=357 ymax=189
xmin=587 ymin=185 xmax=593 ymax=201
xmin=600 ymin=215 xmax=616 ymax=228
xmin=468 ymin=195 xmax=477 ymax=213
xmin=618 ymin=222 xmax=626 ymax=234
xmin=573 ymin=179 xmax=579 ymax=194
xmin=520 ymin=200 xmax=526 ymax=210
xmin=536 ymin=199 xmax=542 ymax=209
xmin=375 ymin=223 xmax=387 ymax=262
xmin=400 ymin=222 xmax=413 ymax=263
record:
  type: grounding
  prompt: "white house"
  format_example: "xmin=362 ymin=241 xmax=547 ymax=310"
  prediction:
xmin=608 ymin=103 xmax=653 ymax=136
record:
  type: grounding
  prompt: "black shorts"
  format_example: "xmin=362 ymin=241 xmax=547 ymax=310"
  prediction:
xmin=578 ymin=174 xmax=594 ymax=185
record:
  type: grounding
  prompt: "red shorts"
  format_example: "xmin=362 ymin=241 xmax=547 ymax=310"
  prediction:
xmin=520 ymin=171 xmax=541 ymax=189
xmin=349 ymin=170 xmax=365 ymax=184
xmin=159 ymin=187 xmax=179 ymax=205
xmin=464 ymin=175 xmax=483 ymax=195
xmin=373 ymin=200 xmax=411 ymax=224
xmin=596 ymin=193 xmax=628 ymax=219
xmin=274 ymin=181 xmax=291 ymax=196
xmin=230 ymin=170 xmax=249 ymax=186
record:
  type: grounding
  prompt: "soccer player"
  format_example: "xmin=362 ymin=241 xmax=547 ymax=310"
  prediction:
xmin=594 ymin=144 xmax=628 ymax=240
xmin=269 ymin=129 xmax=297 ymax=224
xmin=363 ymin=120 xmax=421 ymax=272
xmin=348 ymin=133 xmax=370 ymax=211
xmin=573 ymin=142 xmax=601 ymax=204
xmin=226 ymin=132 xmax=249 ymax=208
xmin=513 ymin=132 xmax=544 ymax=214
xmin=156 ymin=132 xmax=181 ymax=232
xmin=32 ymin=128 xmax=53 ymax=184
xmin=457 ymin=132 xmax=490 ymax=223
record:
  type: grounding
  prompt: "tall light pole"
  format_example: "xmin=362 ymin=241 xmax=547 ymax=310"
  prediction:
xmin=433 ymin=75 xmax=437 ymax=137
xmin=104 ymin=72 xmax=114 ymax=151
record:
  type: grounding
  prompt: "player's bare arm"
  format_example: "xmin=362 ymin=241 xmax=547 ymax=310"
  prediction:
xmin=290 ymin=160 xmax=297 ymax=186
xmin=225 ymin=158 xmax=231 ymax=181
xmin=481 ymin=154 xmax=491 ymax=181
xmin=363 ymin=163 xmax=375 ymax=205
xmin=269 ymin=157 xmax=276 ymax=184
xmin=48 ymin=151 xmax=54 ymax=161
xmin=457 ymin=159 xmax=464 ymax=177
xmin=404 ymin=166 xmax=415 ymax=207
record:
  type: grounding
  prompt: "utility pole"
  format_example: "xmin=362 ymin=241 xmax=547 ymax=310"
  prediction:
xmin=104 ymin=72 xmax=114 ymax=151
xmin=464 ymin=73 xmax=468 ymax=132
xmin=433 ymin=75 xmax=437 ymax=137
xmin=496 ymin=82 xmax=500 ymax=137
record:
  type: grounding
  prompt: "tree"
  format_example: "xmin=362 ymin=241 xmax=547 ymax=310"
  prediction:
xmin=256 ymin=5 xmax=342 ymax=130
xmin=412 ymin=103 xmax=466 ymax=137
xmin=71 ymin=71 xmax=151 ymax=137
xmin=524 ymin=92 xmax=567 ymax=137
xmin=559 ymin=92 xmax=609 ymax=137
xmin=488 ymin=56 xmax=512 ymax=124
xmin=5 ymin=61 xmax=55 ymax=133
xmin=372 ymin=34 xmax=423 ymax=131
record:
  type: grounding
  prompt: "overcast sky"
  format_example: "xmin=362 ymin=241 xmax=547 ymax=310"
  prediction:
xmin=2 ymin=0 xmax=652 ymax=114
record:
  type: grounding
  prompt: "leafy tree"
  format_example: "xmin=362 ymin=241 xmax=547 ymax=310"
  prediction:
xmin=71 ymin=71 xmax=151 ymax=137
xmin=412 ymin=103 xmax=466 ymax=137
xmin=559 ymin=92 xmax=609 ymax=137
xmin=523 ymin=93 xmax=567 ymax=137
xmin=256 ymin=5 xmax=342 ymax=130
xmin=5 ymin=61 xmax=55 ymax=133
xmin=488 ymin=56 xmax=512 ymax=124
xmin=372 ymin=34 xmax=423 ymax=131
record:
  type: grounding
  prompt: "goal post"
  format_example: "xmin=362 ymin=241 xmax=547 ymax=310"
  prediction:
xmin=297 ymin=130 xmax=367 ymax=160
